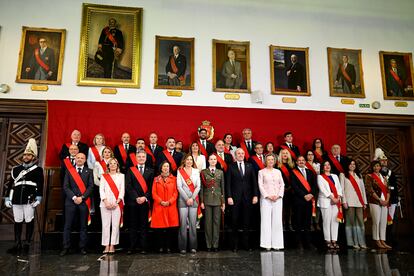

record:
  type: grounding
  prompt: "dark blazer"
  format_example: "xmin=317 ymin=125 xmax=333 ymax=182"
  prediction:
xmin=215 ymin=152 xmax=233 ymax=172
xmin=286 ymin=62 xmax=305 ymax=90
xmin=323 ymin=154 xmax=349 ymax=176
xmin=63 ymin=166 xmax=94 ymax=206
xmin=291 ymin=167 xmax=318 ymax=205
xmin=238 ymin=140 xmax=257 ymax=159
xmin=59 ymin=142 xmax=89 ymax=161
xmin=336 ymin=63 xmax=356 ymax=91
xmin=199 ymin=140 xmax=215 ymax=156
xmin=165 ymin=54 xmax=186 ymax=78
xmin=113 ymin=144 xmax=137 ymax=173
xmin=125 ymin=166 xmax=155 ymax=205
xmin=226 ymin=161 xmax=259 ymax=203
xmin=278 ymin=143 xmax=300 ymax=160
xmin=248 ymin=155 xmax=265 ymax=176
xmin=156 ymin=150 xmax=184 ymax=175
xmin=149 ymin=144 xmax=164 ymax=159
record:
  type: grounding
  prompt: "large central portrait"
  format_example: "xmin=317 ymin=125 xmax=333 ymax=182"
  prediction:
xmin=77 ymin=3 xmax=142 ymax=88
xmin=212 ymin=39 xmax=251 ymax=93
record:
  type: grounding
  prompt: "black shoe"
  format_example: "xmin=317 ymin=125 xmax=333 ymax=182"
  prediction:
xmin=80 ymin=248 xmax=87 ymax=255
xmin=7 ymin=243 xmax=22 ymax=255
xmin=60 ymin=248 xmax=69 ymax=257
xmin=166 ymin=248 xmax=171 ymax=254
xmin=207 ymin=248 xmax=211 ymax=252
xmin=159 ymin=248 xmax=164 ymax=253
xmin=232 ymin=248 xmax=238 ymax=252
xmin=140 ymin=250 xmax=147 ymax=255
xmin=127 ymin=249 xmax=134 ymax=255
xmin=213 ymin=248 xmax=219 ymax=252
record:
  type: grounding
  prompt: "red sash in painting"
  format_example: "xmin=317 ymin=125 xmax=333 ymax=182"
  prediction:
xmin=341 ymin=65 xmax=352 ymax=84
xmin=179 ymin=168 xmax=202 ymax=219
xmin=321 ymin=174 xmax=344 ymax=223
xmin=170 ymin=56 xmax=185 ymax=83
xmin=34 ymin=48 xmax=50 ymax=72
xmin=66 ymin=164 xmax=91 ymax=225
xmin=389 ymin=69 xmax=403 ymax=87
xmin=251 ymin=155 xmax=265 ymax=170
xmin=117 ymin=145 xmax=128 ymax=164
xmin=213 ymin=153 xmax=228 ymax=172
xmin=292 ymin=169 xmax=316 ymax=217
xmin=280 ymin=144 xmax=297 ymax=160
xmin=130 ymin=167 xmax=152 ymax=221
xmin=328 ymin=153 xmax=345 ymax=174
xmin=103 ymin=173 xmax=124 ymax=227
xmin=162 ymin=150 xmax=177 ymax=171
xmin=104 ymin=27 xmax=118 ymax=47
xmin=371 ymin=173 xmax=393 ymax=225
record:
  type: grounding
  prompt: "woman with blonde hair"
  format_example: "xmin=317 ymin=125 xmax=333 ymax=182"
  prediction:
xmin=87 ymin=133 xmax=106 ymax=169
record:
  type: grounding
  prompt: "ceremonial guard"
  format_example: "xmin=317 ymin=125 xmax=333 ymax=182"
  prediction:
xmin=5 ymin=139 xmax=44 ymax=254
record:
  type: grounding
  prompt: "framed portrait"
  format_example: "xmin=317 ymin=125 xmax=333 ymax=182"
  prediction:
xmin=16 ymin=26 xmax=66 ymax=85
xmin=327 ymin=47 xmax=365 ymax=98
xmin=212 ymin=39 xmax=251 ymax=93
xmin=154 ymin=36 xmax=194 ymax=90
xmin=77 ymin=3 xmax=142 ymax=88
xmin=379 ymin=51 xmax=414 ymax=100
xmin=269 ymin=45 xmax=311 ymax=96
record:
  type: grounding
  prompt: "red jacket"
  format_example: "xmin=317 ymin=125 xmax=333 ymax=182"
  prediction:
xmin=151 ymin=175 xmax=179 ymax=228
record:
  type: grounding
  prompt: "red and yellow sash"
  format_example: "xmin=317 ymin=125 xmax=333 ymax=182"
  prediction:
xmin=371 ymin=173 xmax=393 ymax=225
xmin=34 ymin=48 xmax=50 ymax=72
xmin=328 ymin=153 xmax=345 ymax=174
xmin=117 ymin=145 xmax=128 ymax=164
xmin=162 ymin=150 xmax=177 ymax=171
xmin=66 ymin=163 xmax=91 ymax=225
xmin=91 ymin=146 xmax=101 ymax=162
xmin=292 ymin=169 xmax=316 ymax=216
xmin=251 ymin=155 xmax=265 ymax=170
xmin=340 ymin=65 xmax=352 ymax=83
xmin=130 ymin=167 xmax=151 ymax=221
xmin=197 ymin=141 xmax=208 ymax=158
xmin=240 ymin=142 xmax=250 ymax=160
xmin=280 ymin=144 xmax=297 ymax=160
xmin=104 ymin=27 xmax=118 ymax=47
xmin=305 ymin=162 xmax=317 ymax=176
xmin=389 ymin=69 xmax=403 ymax=87
xmin=179 ymin=168 xmax=202 ymax=219
xmin=214 ymin=153 xmax=228 ymax=172
xmin=348 ymin=174 xmax=367 ymax=222
xmin=170 ymin=56 xmax=185 ymax=82
xmin=102 ymin=173 xmax=124 ymax=227
xmin=144 ymin=146 xmax=156 ymax=165
xmin=321 ymin=174 xmax=343 ymax=223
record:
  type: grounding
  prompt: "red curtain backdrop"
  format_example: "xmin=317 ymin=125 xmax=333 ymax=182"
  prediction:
xmin=45 ymin=100 xmax=346 ymax=167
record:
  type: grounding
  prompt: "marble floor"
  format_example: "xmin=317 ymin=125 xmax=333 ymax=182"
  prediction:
xmin=1 ymin=242 xmax=414 ymax=276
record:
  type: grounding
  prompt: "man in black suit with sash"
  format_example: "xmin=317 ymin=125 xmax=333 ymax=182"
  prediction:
xmin=114 ymin=132 xmax=136 ymax=174
xmin=125 ymin=150 xmax=154 ymax=254
xmin=156 ymin=137 xmax=183 ymax=176
xmin=238 ymin=128 xmax=257 ymax=161
xmin=60 ymin=153 xmax=93 ymax=256
xmin=214 ymin=140 xmax=233 ymax=173
xmin=165 ymin=45 xmax=187 ymax=86
xmin=226 ymin=148 xmax=259 ymax=251
xmin=198 ymin=128 xmax=215 ymax=156
xmin=59 ymin=129 xmax=89 ymax=161
xmin=278 ymin=131 xmax=300 ymax=161
xmin=291 ymin=155 xmax=318 ymax=249
xmin=335 ymin=55 xmax=356 ymax=93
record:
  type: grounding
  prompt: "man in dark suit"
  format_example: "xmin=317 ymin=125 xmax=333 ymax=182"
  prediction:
xmin=336 ymin=55 xmax=356 ymax=93
xmin=226 ymin=148 xmax=259 ymax=251
xmin=386 ymin=58 xmax=406 ymax=97
xmin=125 ymin=150 xmax=154 ymax=254
xmin=59 ymin=129 xmax=89 ymax=161
xmin=278 ymin=131 xmax=300 ymax=161
xmin=25 ymin=37 xmax=56 ymax=80
xmin=165 ymin=45 xmax=187 ymax=86
xmin=60 ymin=153 xmax=93 ymax=256
xmin=198 ymin=128 xmax=215 ymax=156
xmin=135 ymin=138 xmax=155 ymax=168
xmin=214 ymin=140 xmax=233 ymax=172
xmin=291 ymin=155 xmax=318 ymax=249
xmin=249 ymin=142 xmax=266 ymax=175
xmin=286 ymin=54 xmax=305 ymax=92
xmin=113 ymin=132 xmax=136 ymax=174
xmin=324 ymin=144 xmax=349 ymax=176
xmin=148 ymin=132 xmax=164 ymax=159
xmin=156 ymin=137 xmax=183 ymax=176
xmin=238 ymin=128 xmax=257 ymax=161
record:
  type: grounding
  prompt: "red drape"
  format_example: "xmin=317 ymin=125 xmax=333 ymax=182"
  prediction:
xmin=45 ymin=100 xmax=346 ymax=167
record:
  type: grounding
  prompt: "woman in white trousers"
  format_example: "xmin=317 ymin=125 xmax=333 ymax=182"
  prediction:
xmin=99 ymin=158 xmax=124 ymax=254
xmin=318 ymin=161 xmax=343 ymax=249
xmin=258 ymin=154 xmax=285 ymax=250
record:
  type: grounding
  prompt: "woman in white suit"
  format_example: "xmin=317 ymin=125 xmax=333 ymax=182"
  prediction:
xmin=189 ymin=142 xmax=206 ymax=172
xmin=87 ymin=133 xmax=105 ymax=169
xmin=99 ymin=158 xmax=124 ymax=254
xmin=258 ymin=154 xmax=285 ymax=250
xmin=318 ymin=160 xmax=343 ymax=249
xmin=177 ymin=153 xmax=201 ymax=254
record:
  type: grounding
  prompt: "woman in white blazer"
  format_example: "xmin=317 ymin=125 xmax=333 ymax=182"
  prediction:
xmin=189 ymin=142 xmax=206 ymax=172
xmin=99 ymin=158 xmax=125 ymax=254
xmin=87 ymin=133 xmax=105 ymax=169
xmin=339 ymin=159 xmax=367 ymax=249
xmin=318 ymin=160 xmax=343 ymax=249
xmin=177 ymin=153 xmax=201 ymax=254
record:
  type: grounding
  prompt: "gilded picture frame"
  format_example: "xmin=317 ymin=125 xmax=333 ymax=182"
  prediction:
xmin=270 ymin=45 xmax=311 ymax=96
xmin=212 ymin=39 xmax=251 ymax=93
xmin=379 ymin=51 xmax=414 ymax=100
xmin=154 ymin=36 xmax=195 ymax=90
xmin=77 ymin=3 xmax=142 ymax=88
xmin=16 ymin=26 xmax=66 ymax=85
xmin=327 ymin=47 xmax=365 ymax=98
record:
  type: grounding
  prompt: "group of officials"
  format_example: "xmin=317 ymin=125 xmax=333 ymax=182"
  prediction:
xmin=4 ymin=128 xmax=398 ymax=256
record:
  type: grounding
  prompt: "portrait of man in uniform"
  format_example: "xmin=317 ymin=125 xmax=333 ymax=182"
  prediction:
xmin=380 ymin=51 xmax=414 ymax=100
xmin=213 ymin=39 xmax=251 ymax=93
xmin=154 ymin=36 xmax=194 ymax=90
xmin=77 ymin=3 xmax=142 ymax=88
xmin=270 ymin=45 xmax=311 ymax=96
xmin=16 ymin=27 xmax=66 ymax=85
xmin=327 ymin=47 xmax=365 ymax=98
